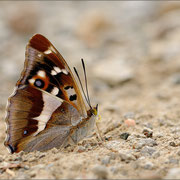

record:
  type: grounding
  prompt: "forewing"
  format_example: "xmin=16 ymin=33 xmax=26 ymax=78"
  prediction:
xmin=18 ymin=34 xmax=87 ymax=118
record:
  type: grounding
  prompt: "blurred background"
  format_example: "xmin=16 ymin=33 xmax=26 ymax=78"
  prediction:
xmin=1 ymin=2 xmax=180 ymax=179
xmin=1 ymin=1 xmax=180 ymax=154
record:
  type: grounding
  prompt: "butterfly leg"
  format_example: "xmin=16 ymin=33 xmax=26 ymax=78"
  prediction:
xmin=95 ymin=115 xmax=104 ymax=142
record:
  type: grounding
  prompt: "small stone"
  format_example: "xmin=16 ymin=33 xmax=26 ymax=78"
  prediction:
xmin=120 ymin=132 xmax=130 ymax=140
xmin=76 ymin=146 xmax=86 ymax=153
xmin=101 ymin=156 xmax=111 ymax=165
xmin=165 ymin=168 xmax=180 ymax=179
xmin=143 ymin=128 xmax=153 ymax=138
xmin=152 ymin=151 xmax=160 ymax=159
xmin=92 ymin=165 xmax=108 ymax=179
xmin=169 ymin=141 xmax=176 ymax=147
xmin=23 ymin=165 xmax=30 ymax=170
xmin=135 ymin=139 xmax=157 ymax=149
xmin=106 ymin=140 xmax=121 ymax=151
xmin=143 ymin=161 xmax=154 ymax=170
xmin=104 ymin=135 xmax=113 ymax=141
xmin=124 ymin=119 xmax=136 ymax=127
xmin=119 ymin=151 xmax=136 ymax=162
xmin=141 ymin=146 xmax=156 ymax=156
xmin=138 ymin=156 xmax=146 ymax=161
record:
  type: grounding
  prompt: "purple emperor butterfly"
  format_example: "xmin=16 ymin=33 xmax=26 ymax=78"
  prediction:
xmin=4 ymin=34 xmax=100 ymax=153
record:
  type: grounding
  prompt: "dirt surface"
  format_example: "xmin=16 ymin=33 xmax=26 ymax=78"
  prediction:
xmin=0 ymin=1 xmax=180 ymax=179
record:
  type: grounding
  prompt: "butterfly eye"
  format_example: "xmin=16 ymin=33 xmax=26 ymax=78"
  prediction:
xmin=34 ymin=79 xmax=45 ymax=88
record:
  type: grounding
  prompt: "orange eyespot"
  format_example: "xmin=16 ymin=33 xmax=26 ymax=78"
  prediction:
xmin=29 ymin=74 xmax=49 ymax=90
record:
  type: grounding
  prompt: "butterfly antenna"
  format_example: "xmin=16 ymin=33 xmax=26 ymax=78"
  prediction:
xmin=74 ymin=66 xmax=92 ymax=109
xmin=81 ymin=58 xmax=92 ymax=108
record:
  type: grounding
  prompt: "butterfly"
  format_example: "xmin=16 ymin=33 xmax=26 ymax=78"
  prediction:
xmin=4 ymin=34 xmax=101 ymax=153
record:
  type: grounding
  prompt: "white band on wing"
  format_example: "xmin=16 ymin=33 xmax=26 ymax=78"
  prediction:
xmin=33 ymin=92 xmax=62 ymax=136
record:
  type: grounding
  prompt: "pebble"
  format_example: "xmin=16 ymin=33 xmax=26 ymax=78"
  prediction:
xmin=141 ymin=146 xmax=156 ymax=156
xmin=124 ymin=119 xmax=136 ymax=127
xmin=143 ymin=128 xmax=153 ymax=138
xmin=169 ymin=141 xmax=176 ymax=147
xmin=119 ymin=133 xmax=130 ymax=140
xmin=164 ymin=168 xmax=180 ymax=179
xmin=106 ymin=140 xmax=121 ymax=151
xmin=135 ymin=139 xmax=157 ymax=149
xmin=152 ymin=151 xmax=160 ymax=159
xmin=92 ymin=165 xmax=108 ymax=179
xmin=119 ymin=151 xmax=136 ymax=162
xmin=143 ymin=161 xmax=154 ymax=170
xmin=75 ymin=146 xmax=86 ymax=153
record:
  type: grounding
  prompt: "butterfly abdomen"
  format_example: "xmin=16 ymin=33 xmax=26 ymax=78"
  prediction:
xmin=70 ymin=115 xmax=96 ymax=144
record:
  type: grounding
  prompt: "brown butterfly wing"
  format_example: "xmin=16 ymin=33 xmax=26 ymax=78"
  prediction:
xmin=19 ymin=34 xmax=87 ymax=118
xmin=5 ymin=85 xmax=82 ymax=153
xmin=5 ymin=34 xmax=87 ymax=153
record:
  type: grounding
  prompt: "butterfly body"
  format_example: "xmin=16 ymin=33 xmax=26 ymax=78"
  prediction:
xmin=4 ymin=34 xmax=98 ymax=153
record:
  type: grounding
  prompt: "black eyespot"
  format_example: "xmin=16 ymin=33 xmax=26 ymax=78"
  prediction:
xmin=24 ymin=130 xmax=28 ymax=135
xmin=69 ymin=94 xmax=77 ymax=101
xmin=34 ymin=79 xmax=45 ymax=88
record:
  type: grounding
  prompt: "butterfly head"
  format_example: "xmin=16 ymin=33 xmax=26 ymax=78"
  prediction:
xmin=74 ymin=59 xmax=100 ymax=118
xmin=90 ymin=104 xmax=98 ymax=116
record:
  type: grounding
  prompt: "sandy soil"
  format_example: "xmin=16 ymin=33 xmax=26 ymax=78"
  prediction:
xmin=0 ymin=1 xmax=180 ymax=179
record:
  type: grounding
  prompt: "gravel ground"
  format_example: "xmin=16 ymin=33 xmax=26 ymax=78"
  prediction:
xmin=0 ymin=1 xmax=180 ymax=179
